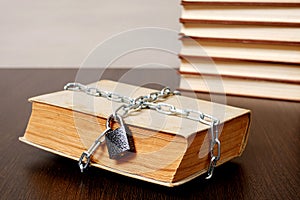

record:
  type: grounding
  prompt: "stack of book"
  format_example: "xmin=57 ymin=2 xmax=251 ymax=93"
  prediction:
xmin=178 ymin=0 xmax=300 ymax=101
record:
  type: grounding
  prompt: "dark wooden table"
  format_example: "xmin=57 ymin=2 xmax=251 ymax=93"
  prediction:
xmin=0 ymin=69 xmax=299 ymax=200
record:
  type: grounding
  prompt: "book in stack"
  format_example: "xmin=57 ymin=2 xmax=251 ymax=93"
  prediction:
xmin=19 ymin=80 xmax=251 ymax=186
xmin=179 ymin=0 xmax=300 ymax=101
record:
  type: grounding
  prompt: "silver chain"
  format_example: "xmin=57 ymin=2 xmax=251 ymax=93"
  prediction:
xmin=64 ymin=82 xmax=221 ymax=179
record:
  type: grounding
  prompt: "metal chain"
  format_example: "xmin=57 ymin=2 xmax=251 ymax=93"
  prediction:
xmin=64 ymin=82 xmax=221 ymax=179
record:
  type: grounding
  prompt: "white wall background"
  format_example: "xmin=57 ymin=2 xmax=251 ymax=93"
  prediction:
xmin=0 ymin=0 xmax=181 ymax=68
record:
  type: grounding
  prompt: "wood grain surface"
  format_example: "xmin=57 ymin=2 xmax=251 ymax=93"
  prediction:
xmin=0 ymin=69 xmax=299 ymax=200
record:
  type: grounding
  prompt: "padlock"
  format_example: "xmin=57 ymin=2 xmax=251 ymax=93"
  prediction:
xmin=105 ymin=113 xmax=135 ymax=159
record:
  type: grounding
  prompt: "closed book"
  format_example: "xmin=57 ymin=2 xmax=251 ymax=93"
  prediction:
xmin=181 ymin=23 xmax=300 ymax=45
xmin=180 ymin=38 xmax=300 ymax=64
xmin=19 ymin=80 xmax=250 ymax=186
xmin=179 ymin=74 xmax=300 ymax=101
xmin=180 ymin=3 xmax=300 ymax=26
xmin=179 ymin=58 xmax=300 ymax=83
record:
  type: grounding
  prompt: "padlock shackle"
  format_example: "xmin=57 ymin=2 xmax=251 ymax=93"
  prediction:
xmin=106 ymin=113 xmax=125 ymax=130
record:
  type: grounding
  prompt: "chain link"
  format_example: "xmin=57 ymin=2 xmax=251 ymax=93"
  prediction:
xmin=64 ymin=82 xmax=221 ymax=179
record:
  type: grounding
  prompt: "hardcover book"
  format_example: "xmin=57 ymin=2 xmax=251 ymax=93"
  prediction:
xmin=20 ymin=80 xmax=251 ymax=187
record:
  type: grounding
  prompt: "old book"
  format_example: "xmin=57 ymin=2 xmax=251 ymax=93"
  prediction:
xmin=180 ymin=58 xmax=300 ymax=83
xmin=180 ymin=4 xmax=300 ymax=26
xmin=179 ymin=74 xmax=300 ymax=101
xmin=180 ymin=23 xmax=300 ymax=45
xmin=180 ymin=38 xmax=300 ymax=64
xmin=19 ymin=80 xmax=251 ymax=187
